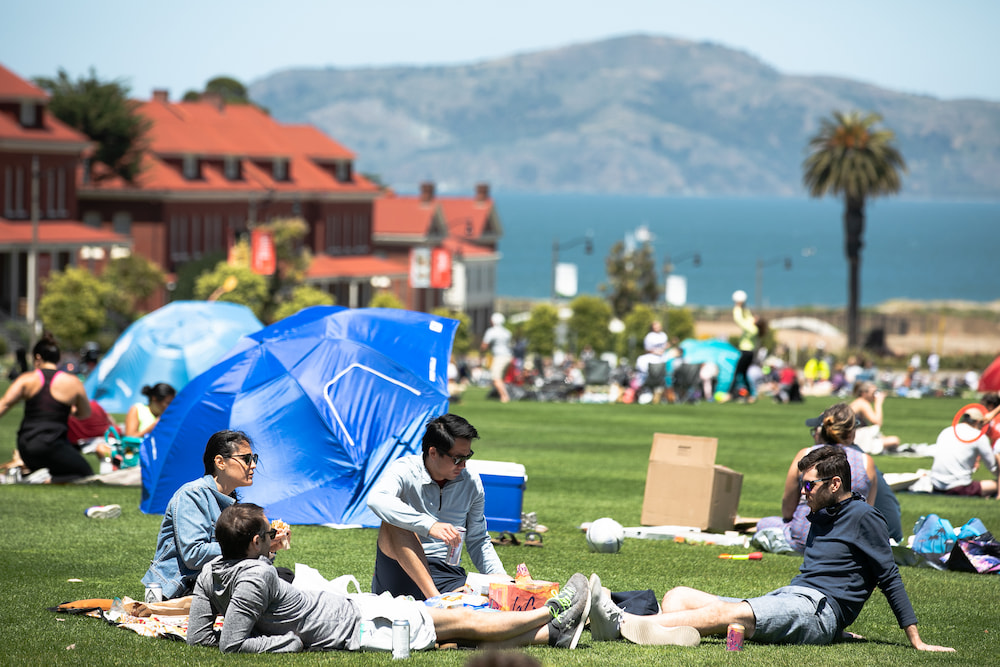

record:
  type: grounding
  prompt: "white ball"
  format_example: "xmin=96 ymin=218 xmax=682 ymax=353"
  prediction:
xmin=586 ymin=518 xmax=625 ymax=553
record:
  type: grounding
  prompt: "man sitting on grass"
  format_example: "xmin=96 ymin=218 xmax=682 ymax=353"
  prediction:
xmin=589 ymin=446 xmax=954 ymax=653
xmin=187 ymin=503 xmax=591 ymax=654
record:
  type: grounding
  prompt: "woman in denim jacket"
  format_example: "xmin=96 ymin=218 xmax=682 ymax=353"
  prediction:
xmin=141 ymin=430 xmax=287 ymax=598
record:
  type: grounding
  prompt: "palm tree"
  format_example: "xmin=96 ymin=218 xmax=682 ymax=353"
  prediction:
xmin=803 ymin=111 xmax=906 ymax=348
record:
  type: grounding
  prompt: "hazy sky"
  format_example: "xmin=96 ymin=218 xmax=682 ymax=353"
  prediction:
xmin=3 ymin=0 xmax=998 ymax=102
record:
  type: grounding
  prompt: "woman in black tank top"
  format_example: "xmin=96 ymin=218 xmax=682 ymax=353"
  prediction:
xmin=0 ymin=333 xmax=93 ymax=480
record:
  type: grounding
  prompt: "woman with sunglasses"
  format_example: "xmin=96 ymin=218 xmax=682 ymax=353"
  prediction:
xmin=142 ymin=429 xmax=289 ymax=599
xmin=755 ymin=403 xmax=877 ymax=553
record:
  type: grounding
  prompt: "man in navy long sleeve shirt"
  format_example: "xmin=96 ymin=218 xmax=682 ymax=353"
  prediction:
xmin=589 ymin=446 xmax=953 ymax=652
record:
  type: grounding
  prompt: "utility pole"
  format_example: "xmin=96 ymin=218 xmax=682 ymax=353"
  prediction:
xmin=26 ymin=155 xmax=40 ymax=345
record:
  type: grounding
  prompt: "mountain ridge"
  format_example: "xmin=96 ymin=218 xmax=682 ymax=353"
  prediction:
xmin=249 ymin=34 xmax=1000 ymax=200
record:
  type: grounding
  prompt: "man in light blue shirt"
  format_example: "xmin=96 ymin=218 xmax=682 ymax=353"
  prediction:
xmin=367 ymin=414 xmax=510 ymax=599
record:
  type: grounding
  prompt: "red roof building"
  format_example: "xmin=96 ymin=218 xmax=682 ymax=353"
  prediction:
xmin=370 ymin=182 xmax=502 ymax=335
xmin=2 ymin=61 xmax=504 ymax=325
xmin=0 ymin=63 xmax=130 ymax=320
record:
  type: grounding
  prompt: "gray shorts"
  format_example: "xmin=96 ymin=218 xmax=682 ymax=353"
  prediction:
xmin=719 ymin=585 xmax=838 ymax=645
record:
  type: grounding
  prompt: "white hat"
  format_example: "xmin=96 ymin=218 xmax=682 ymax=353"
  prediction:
xmin=732 ymin=290 xmax=747 ymax=303
xmin=491 ymin=312 xmax=505 ymax=326
xmin=964 ymin=407 xmax=985 ymax=422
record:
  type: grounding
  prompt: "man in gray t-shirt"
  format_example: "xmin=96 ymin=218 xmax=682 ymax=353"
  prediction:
xmin=187 ymin=503 xmax=592 ymax=653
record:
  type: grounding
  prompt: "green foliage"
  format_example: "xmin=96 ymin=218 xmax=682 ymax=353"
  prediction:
xmin=100 ymin=254 xmax=166 ymax=326
xmin=803 ymin=110 xmax=906 ymax=202
xmin=35 ymin=68 xmax=150 ymax=184
xmin=171 ymin=251 xmax=226 ymax=301
xmin=601 ymin=240 xmax=660 ymax=317
xmin=665 ymin=307 xmax=696 ymax=342
xmin=432 ymin=308 xmax=472 ymax=356
xmin=568 ymin=295 xmax=613 ymax=354
xmin=524 ymin=303 xmax=559 ymax=356
xmin=616 ymin=305 xmax=696 ymax=360
xmin=37 ymin=267 xmax=112 ymax=349
xmin=368 ymin=291 xmax=404 ymax=309
xmin=193 ymin=263 xmax=269 ymax=319
xmin=204 ymin=76 xmax=250 ymax=103
xmin=271 ymin=285 xmax=335 ymax=322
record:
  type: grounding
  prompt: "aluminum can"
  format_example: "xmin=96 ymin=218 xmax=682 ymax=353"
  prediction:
xmin=726 ymin=622 xmax=745 ymax=651
xmin=392 ymin=618 xmax=410 ymax=659
xmin=446 ymin=527 xmax=466 ymax=566
xmin=144 ymin=583 xmax=163 ymax=604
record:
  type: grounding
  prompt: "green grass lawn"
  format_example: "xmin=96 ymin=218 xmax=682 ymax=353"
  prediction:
xmin=1 ymin=384 xmax=997 ymax=665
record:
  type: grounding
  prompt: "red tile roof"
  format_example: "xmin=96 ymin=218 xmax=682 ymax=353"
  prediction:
xmin=442 ymin=236 xmax=497 ymax=258
xmin=373 ymin=195 xmax=447 ymax=237
xmin=306 ymin=253 xmax=407 ymax=280
xmin=81 ymin=97 xmax=378 ymax=195
xmin=438 ymin=197 xmax=496 ymax=240
xmin=0 ymin=64 xmax=48 ymax=101
xmin=0 ymin=218 xmax=130 ymax=246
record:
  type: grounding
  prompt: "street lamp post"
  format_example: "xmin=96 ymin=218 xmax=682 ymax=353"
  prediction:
xmin=662 ymin=251 xmax=701 ymax=304
xmin=755 ymin=247 xmax=815 ymax=310
xmin=551 ymin=233 xmax=593 ymax=300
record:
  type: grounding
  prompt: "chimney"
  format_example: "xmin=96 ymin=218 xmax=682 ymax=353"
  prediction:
xmin=201 ymin=92 xmax=225 ymax=112
xmin=419 ymin=181 xmax=435 ymax=202
xmin=152 ymin=89 xmax=169 ymax=103
xmin=475 ymin=182 xmax=490 ymax=201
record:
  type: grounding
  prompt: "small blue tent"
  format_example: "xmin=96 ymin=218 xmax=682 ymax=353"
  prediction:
xmin=85 ymin=301 xmax=263 ymax=414
xmin=666 ymin=338 xmax=741 ymax=391
xmin=140 ymin=306 xmax=457 ymax=526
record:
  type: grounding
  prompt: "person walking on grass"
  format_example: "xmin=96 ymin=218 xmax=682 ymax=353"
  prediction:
xmin=187 ymin=503 xmax=591 ymax=653
xmin=589 ymin=446 xmax=953 ymax=653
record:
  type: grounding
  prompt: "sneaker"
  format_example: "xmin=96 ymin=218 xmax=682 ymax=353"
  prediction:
xmin=547 ymin=573 xmax=591 ymax=649
xmin=85 ymin=504 xmax=122 ymax=519
xmin=620 ymin=618 xmax=700 ymax=647
xmin=25 ymin=468 xmax=51 ymax=484
xmin=588 ymin=573 xmax=623 ymax=641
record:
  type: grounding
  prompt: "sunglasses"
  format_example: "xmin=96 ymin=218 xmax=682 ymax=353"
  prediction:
xmin=228 ymin=452 xmax=259 ymax=467
xmin=441 ymin=449 xmax=474 ymax=466
xmin=260 ymin=528 xmax=277 ymax=540
xmin=800 ymin=476 xmax=833 ymax=493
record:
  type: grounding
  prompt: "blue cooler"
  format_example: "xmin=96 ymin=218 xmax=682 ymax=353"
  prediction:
xmin=466 ymin=460 xmax=527 ymax=533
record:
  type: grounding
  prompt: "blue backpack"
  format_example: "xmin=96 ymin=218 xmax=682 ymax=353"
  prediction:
xmin=912 ymin=514 xmax=956 ymax=556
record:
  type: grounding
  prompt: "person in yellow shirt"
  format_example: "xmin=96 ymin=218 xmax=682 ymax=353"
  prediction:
xmin=725 ymin=290 xmax=760 ymax=403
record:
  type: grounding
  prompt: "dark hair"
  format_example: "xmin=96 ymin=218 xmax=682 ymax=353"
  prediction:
xmin=32 ymin=332 xmax=60 ymax=364
xmin=422 ymin=413 xmax=479 ymax=458
xmin=216 ymin=503 xmax=268 ymax=560
xmin=818 ymin=403 xmax=857 ymax=446
xmin=142 ymin=382 xmax=176 ymax=403
xmin=982 ymin=393 xmax=999 ymax=412
xmin=755 ymin=317 xmax=768 ymax=341
xmin=798 ymin=444 xmax=852 ymax=493
xmin=203 ymin=429 xmax=253 ymax=478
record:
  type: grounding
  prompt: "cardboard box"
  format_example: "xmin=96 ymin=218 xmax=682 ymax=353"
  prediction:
xmin=640 ymin=433 xmax=743 ymax=532
xmin=466 ymin=460 xmax=526 ymax=533
xmin=488 ymin=580 xmax=559 ymax=611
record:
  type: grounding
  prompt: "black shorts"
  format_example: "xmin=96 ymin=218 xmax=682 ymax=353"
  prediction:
xmin=371 ymin=544 xmax=467 ymax=600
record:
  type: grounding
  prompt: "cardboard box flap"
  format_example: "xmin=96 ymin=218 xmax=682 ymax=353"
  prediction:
xmin=650 ymin=433 xmax=718 ymax=467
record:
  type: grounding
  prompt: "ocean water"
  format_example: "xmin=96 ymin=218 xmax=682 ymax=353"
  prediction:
xmin=492 ymin=194 xmax=999 ymax=308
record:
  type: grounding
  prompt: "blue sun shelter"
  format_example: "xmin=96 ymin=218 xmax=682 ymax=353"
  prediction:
xmin=85 ymin=301 xmax=263 ymax=414
xmin=676 ymin=338 xmax=741 ymax=391
xmin=139 ymin=306 xmax=457 ymax=526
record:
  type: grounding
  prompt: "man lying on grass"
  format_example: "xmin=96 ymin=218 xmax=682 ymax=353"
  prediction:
xmin=187 ymin=503 xmax=590 ymax=653
xmin=589 ymin=446 xmax=954 ymax=653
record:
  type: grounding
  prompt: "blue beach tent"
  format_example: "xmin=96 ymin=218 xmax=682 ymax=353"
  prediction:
xmin=139 ymin=306 xmax=457 ymax=526
xmin=85 ymin=301 xmax=263 ymax=414
xmin=673 ymin=338 xmax=741 ymax=391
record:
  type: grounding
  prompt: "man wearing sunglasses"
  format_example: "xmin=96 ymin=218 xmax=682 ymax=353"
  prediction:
xmin=367 ymin=413 xmax=511 ymax=599
xmin=588 ymin=446 xmax=953 ymax=652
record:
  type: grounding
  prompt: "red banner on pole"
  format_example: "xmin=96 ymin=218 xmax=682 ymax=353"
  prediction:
xmin=430 ymin=248 xmax=452 ymax=289
xmin=251 ymin=229 xmax=276 ymax=275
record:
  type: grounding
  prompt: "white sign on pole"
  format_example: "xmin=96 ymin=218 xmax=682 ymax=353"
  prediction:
xmin=665 ymin=274 xmax=687 ymax=306
xmin=555 ymin=262 xmax=578 ymax=298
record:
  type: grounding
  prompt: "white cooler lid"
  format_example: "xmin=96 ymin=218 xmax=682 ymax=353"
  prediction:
xmin=466 ymin=459 xmax=526 ymax=480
